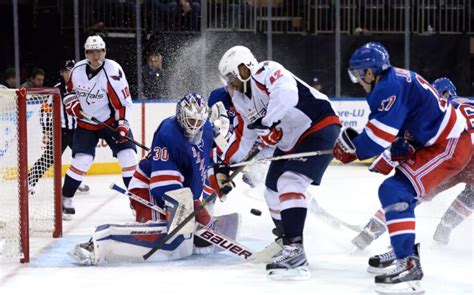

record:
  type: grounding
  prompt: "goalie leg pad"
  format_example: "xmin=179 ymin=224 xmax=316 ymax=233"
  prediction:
xmin=69 ymin=222 xmax=194 ymax=265
xmin=193 ymin=213 xmax=241 ymax=254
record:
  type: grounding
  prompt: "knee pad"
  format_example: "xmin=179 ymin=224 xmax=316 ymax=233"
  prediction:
xmin=68 ymin=153 xmax=93 ymax=180
xmin=264 ymin=187 xmax=281 ymax=219
xmin=276 ymin=171 xmax=312 ymax=195
xmin=117 ymin=149 xmax=137 ymax=177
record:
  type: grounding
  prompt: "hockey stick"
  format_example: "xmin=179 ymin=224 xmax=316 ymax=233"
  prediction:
xmin=111 ymin=182 xmax=282 ymax=263
xmin=80 ymin=111 xmax=150 ymax=151
xmin=308 ymin=199 xmax=363 ymax=232
xmin=226 ymin=149 xmax=333 ymax=168
xmin=143 ymin=146 xmax=264 ymax=260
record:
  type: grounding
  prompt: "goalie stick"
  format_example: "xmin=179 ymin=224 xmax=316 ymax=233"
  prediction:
xmin=143 ymin=145 xmax=265 ymax=260
xmin=110 ymin=183 xmax=281 ymax=263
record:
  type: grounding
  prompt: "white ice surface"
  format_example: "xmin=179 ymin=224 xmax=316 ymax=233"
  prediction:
xmin=0 ymin=165 xmax=472 ymax=295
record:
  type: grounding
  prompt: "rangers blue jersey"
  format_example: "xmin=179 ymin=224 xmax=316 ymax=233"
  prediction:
xmin=353 ymin=67 xmax=466 ymax=160
xmin=129 ymin=117 xmax=214 ymax=205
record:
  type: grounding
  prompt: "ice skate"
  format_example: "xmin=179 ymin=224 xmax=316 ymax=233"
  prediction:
xmin=62 ymin=196 xmax=75 ymax=220
xmin=367 ymin=247 xmax=397 ymax=274
xmin=375 ymin=244 xmax=424 ymax=294
xmin=68 ymin=240 xmax=95 ymax=266
xmin=266 ymin=243 xmax=310 ymax=281
xmin=76 ymin=183 xmax=90 ymax=195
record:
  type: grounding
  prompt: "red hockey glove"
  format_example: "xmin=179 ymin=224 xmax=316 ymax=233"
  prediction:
xmin=247 ymin=119 xmax=282 ymax=146
xmin=208 ymin=164 xmax=235 ymax=201
xmin=116 ymin=119 xmax=130 ymax=143
xmin=333 ymin=127 xmax=359 ymax=164
xmin=390 ymin=137 xmax=415 ymax=162
xmin=369 ymin=150 xmax=398 ymax=175
xmin=64 ymin=95 xmax=83 ymax=119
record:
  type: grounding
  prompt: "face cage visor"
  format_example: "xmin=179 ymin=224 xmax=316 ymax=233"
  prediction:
xmin=348 ymin=68 xmax=366 ymax=84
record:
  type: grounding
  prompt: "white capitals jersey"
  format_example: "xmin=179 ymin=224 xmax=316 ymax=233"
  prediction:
xmin=223 ymin=61 xmax=340 ymax=164
xmin=65 ymin=59 xmax=133 ymax=130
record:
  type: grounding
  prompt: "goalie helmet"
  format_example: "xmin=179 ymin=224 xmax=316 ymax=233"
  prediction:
xmin=218 ymin=46 xmax=258 ymax=85
xmin=84 ymin=35 xmax=106 ymax=69
xmin=432 ymin=77 xmax=457 ymax=98
xmin=176 ymin=92 xmax=209 ymax=137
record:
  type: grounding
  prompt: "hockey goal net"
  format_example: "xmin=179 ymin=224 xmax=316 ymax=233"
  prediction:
xmin=0 ymin=88 xmax=62 ymax=263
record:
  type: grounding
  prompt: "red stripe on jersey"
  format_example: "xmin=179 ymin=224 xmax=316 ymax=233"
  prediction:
xmin=253 ymin=79 xmax=270 ymax=96
xmin=78 ymin=117 xmax=115 ymax=131
xmin=133 ymin=170 xmax=150 ymax=184
xmin=150 ymin=174 xmax=183 ymax=184
xmin=224 ymin=113 xmax=244 ymax=164
xmin=293 ymin=115 xmax=341 ymax=148
xmin=107 ymin=81 xmax=125 ymax=120
xmin=203 ymin=185 xmax=214 ymax=195
xmin=279 ymin=192 xmax=305 ymax=202
xmin=435 ymin=105 xmax=458 ymax=144
xmin=366 ymin=121 xmax=397 ymax=143
xmin=387 ymin=220 xmax=415 ymax=233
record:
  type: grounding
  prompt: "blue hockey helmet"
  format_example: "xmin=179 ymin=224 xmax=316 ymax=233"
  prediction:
xmin=432 ymin=77 xmax=457 ymax=98
xmin=348 ymin=42 xmax=391 ymax=83
xmin=176 ymin=92 xmax=209 ymax=136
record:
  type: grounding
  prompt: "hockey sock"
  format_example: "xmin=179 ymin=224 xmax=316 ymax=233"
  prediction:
xmin=123 ymin=176 xmax=132 ymax=188
xmin=439 ymin=184 xmax=473 ymax=229
xmin=62 ymin=174 xmax=82 ymax=198
xmin=280 ymin=207 xmax=307 ymax=244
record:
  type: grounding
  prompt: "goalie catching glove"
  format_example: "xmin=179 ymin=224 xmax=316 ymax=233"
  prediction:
xmin=209 ymin=164 xmax=235 ymax=201
xmin=247 ymin=118 xmax=282 ymax=146
xmin=333 ymin=127 xmax=359 ymax=164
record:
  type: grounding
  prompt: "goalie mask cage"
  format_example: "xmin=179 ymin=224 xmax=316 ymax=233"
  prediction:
xmin=0 ymin=88 xmax=62 ymax=263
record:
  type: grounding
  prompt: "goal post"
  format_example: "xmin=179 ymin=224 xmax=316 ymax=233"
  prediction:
xmin=0 ymin=87 xmax=62 ymax=263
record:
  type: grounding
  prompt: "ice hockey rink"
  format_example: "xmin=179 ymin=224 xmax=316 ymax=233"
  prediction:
xmin=0 ymin=165 xmax=472 ymax=295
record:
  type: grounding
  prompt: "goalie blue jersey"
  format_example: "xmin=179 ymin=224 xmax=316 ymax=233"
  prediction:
xmin=134 ymin=117 xmax=214 ymax=205
xmin=353 ymin=67 xmax=466 ymax=160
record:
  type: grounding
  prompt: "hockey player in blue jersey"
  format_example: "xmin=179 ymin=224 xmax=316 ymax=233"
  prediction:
xmin=334 ymin=42 xmax=471 ymax=294
xmin=217 ymin=46 xmax=341 ymax=280
xmin=351 ymin=78 xmax=473 ymax=252
xmin=69 ymin=92 xmax=240 ymax=265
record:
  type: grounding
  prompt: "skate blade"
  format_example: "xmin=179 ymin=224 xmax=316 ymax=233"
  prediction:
xmin=267 ymin=266 xmax=311 ymax=281
xmin=74 ymin=190 xmax=89 ymax=195
xmin=375 ymin=281 xmax=424 ymax=294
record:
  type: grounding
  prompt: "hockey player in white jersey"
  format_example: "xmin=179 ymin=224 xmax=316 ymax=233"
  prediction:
xmin=215 ymin=46 xmax=341 ymax=280
xmin=62 ymin=35 xmax=137 ymax=217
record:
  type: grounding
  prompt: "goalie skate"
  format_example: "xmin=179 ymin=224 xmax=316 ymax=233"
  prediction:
xmin=266 ymin=244 xmax=310 ymax=281
xmin=368 ymin=247 xmax=397 ymax=274
xmin=68 ymin=240 xmax=95 ymax=266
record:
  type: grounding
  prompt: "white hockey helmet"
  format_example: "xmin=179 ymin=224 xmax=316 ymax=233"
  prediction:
xmin=84 ymin=35 xmax=106 ymax=69
xmin=218 ymin=46 xmax=258 ymax=86
xmin=84 ymin=35 xmax=106 ymax=51
xmin=176 ymin=92 xmax=209 ymax=137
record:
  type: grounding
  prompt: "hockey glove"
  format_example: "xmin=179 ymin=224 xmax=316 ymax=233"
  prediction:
xmin=247 ymin=118 xmax=282 ymax=146
xmin=116 ymin=119 xmax=130 ymax=143
xmin=64 ymin=94 xmax=84 ymax=119
xmin=333 ymin=127 xmax=359 ymax=164
xmin=369 ymin=150 xmax=398 ymax=175
xmin=209 ymin=164 xmax=235 ymax=201
xmin=390 ymin=137 xmax=415 ymax=162
xmin=210 ymin=102 xmax=230 ymax=136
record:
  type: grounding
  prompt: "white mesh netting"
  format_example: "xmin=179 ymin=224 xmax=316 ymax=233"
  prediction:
xmin=0 ymin=89 xmax=58 ymax=260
